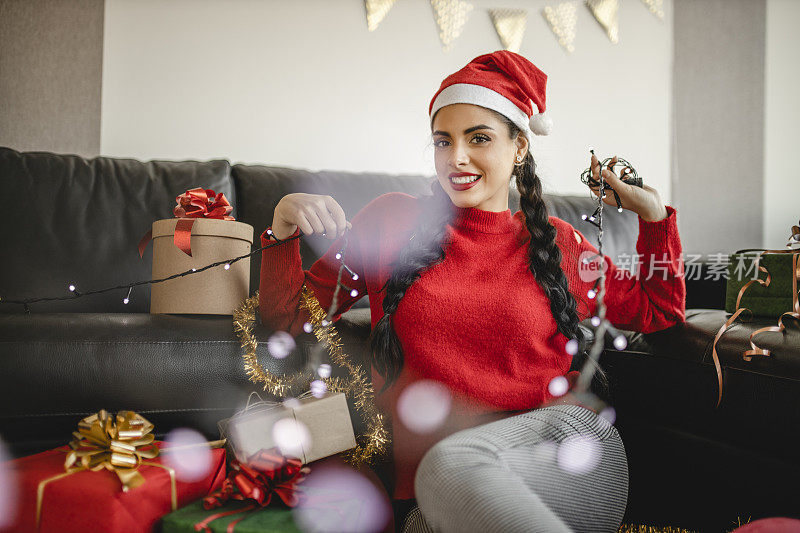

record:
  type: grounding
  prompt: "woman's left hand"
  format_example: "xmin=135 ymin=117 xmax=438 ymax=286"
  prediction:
xmin=588 ymin=153 xmax=669 ymax=222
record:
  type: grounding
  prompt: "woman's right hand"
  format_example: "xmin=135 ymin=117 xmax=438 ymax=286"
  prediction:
xmin=271 ymin=193 xmax=352 ymax=240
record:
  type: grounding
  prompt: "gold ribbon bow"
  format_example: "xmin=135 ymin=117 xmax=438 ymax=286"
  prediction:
xmin=710 ymin=220 xmax=800 ymax=406
xmin=36 ymin=410 xmax=178 ymax=530
xmin=65 ymin=409 xmax=159 ymax=491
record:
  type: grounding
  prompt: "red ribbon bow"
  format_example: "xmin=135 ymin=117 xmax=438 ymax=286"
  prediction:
xmin=138 ymin=187 xmax=235 ymax=258
xmin=203 ymin=448 xmax=309 ymax=510
xmin=194 ymin=448 xmax=309 ymax=533
xmin=173 ymin=188 xmax=234 ymax=221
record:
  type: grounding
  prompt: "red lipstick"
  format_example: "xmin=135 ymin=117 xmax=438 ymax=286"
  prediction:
xmin=448 ymin=172 xmax=482 ymax=191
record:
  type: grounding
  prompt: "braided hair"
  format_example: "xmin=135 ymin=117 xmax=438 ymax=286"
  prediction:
xmin=369 ymin=108 xmax=607 ymax=397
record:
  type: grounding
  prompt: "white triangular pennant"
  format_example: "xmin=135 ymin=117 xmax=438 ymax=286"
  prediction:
xmin=364 ymin=0 xmax=397 ymax=32
xmin=639 ymin=0 xmax=664 ymax=20
xmin=489 ymin=9 xmax=528 ymax=53
xmin=430 ymin=0 xmax=474 ymax=52
xmin=586 ymin=0 xmax=619 ymax=44
xmin=542 ymin=2 xmax=578 ymax=54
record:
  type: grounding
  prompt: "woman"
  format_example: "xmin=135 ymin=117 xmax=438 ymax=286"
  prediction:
xmin=260 ymin=51 xmax=685 ymax=532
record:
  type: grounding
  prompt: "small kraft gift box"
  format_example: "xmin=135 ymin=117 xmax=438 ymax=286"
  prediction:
xmin=220 ymin=391 xmax=357 ymax=465
xmin=2 ymin=410 xmax=226 ymax=533
xmin=141 ymin=187 xmax=254 ymax=315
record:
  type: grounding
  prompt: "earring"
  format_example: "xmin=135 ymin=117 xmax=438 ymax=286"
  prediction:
xmin=514 ymin=155 xmax=524 ymax=166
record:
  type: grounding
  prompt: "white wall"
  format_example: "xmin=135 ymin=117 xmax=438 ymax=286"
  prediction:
xmin=763 ymin=0 xmax=800 ymax=248
xmin=102 ymin=0 xmax=672 ymax=200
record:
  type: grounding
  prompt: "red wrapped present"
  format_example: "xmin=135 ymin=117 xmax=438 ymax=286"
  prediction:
xmin=2 ymin=410 xmax=226 ymax=533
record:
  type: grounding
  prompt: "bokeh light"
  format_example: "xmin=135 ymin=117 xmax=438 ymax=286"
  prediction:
xmin=613 ymin=335 xmax=628 ymax=350
xmin=557 ymin=435 xmax=600 ymax=474
xmin=548 ymin=376 xmax=569 ymax=397
xmin=0 ymin=436 xmax=19 ymax=529
xmin=162 ymin=428 xmax=214 ymax=482
xmin=267 ymin=331 xmax=295 ymax=359
xmin=599 ymin=406 xmax=617 ymax=425
xmin=590 ymin=316 xmax=601 ymax=327
xmin=293 ymin=463 xmax=391 ymax=533
xmin=565 ymin=339 xmax=579 ymax=355
xmin=272 ymin=417 xmax=310 ymax=459
xmin=283 ymin=397 xmax=301 ymax=410
xmin=317 ymin=364 xmax=332 ymax=378
xmin=303 ymin=322 xmax=313 ymax=333
xmin=310 ymin=380 xmax=327 ymax=398
xmin=397 ymin=380 xmax=451 ymax=434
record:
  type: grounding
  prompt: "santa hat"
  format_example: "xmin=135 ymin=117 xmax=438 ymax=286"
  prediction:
xmin=429 ymin=50 xmax=552 ymax=140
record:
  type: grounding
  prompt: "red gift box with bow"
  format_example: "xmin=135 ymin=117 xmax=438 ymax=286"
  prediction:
xmin=2 ymin=410 xmax=227 ymax=533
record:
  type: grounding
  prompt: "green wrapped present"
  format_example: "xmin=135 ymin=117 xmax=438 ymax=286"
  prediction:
xmin=161 ymin=499 xmax=301 ymax=533
xmin=725 ymin=249 xmax=798 ymax=318
xmin=161 ymin=489 xmax=365 ymax=533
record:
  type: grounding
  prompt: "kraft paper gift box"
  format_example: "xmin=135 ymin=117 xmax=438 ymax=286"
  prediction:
xmin=150 ymin=217 xmax=253 ymax=315
xmin=220 ymin=392 xmax=357 ymax=465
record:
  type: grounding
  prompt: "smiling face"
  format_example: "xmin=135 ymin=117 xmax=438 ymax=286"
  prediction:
xmin=432 ymin=103 xmax=528 ymax=212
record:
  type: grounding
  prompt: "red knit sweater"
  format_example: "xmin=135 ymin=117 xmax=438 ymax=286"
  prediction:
xmin=259 ymin=192 xmax=685 ymax=499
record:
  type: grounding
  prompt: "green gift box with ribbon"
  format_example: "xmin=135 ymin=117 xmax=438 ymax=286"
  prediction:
xmin=160 ymin=490 xmax=366 ymax=533
xmin=725 ymin=249 xmax=798 ymax=319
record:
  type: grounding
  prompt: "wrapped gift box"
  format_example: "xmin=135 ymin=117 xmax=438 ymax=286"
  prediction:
xmin=161 ymin=487 xmax=366 ymax=533
xmin=726 ymin=249 xmax=796 ymax=318
xmin=4 ymin=444 xmax=226 ymax=533
xmin=150 ymin=217 xmax=253 ymax=315
xmin=221 ymin=392 xmax=356 ymax=464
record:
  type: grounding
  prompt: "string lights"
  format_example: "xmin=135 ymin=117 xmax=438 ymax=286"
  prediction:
xmin=572 ymin=150 xmax=640 ymax=410
xmin=580 ymin=152 xmax=644 ymax=213
xmin=0 ymin=232 xmax=303 ymax=311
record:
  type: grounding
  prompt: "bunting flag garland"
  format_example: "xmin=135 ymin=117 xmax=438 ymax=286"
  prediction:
xmin=586 ymin=0 xmax=620 ymax=44
xmin=430 ymin=0 xmax=474 ymax=52
xmin=640 ymin=0 xmax=665 ymax=20
xmin=488 ymin=9 xmax=528 ymax=54
xmin=542 ymin=2 xmax=578 ymax=53
xmin=364 ymin=0 xmax=397 ymax=32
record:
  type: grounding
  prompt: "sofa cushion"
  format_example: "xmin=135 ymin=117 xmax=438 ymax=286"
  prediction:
xmin=0 ymin=146 xmax=235 ymax=313
xmin=0 ymin=309 xmax=374 ymax=457
xmin=540 ymin=193 xmax=640 ymax=263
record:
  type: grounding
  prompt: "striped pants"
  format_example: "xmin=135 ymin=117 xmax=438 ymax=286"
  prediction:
xmin=401 ymin=404 xmax=629 ymax=533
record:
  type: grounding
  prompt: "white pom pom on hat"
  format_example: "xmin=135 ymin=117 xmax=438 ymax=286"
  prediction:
xmin=429 ymin=50 xmax=552 ymax=139
xmin=530 ymin=111 xmax=552 ymax=136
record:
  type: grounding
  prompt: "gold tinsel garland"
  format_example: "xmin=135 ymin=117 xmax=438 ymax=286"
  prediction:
xmin=233 ymin=286 xmax=389 ymax=468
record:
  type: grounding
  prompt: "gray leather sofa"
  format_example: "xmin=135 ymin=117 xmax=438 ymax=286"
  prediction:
xmin=1 ymin=146 xmax=797 ymax=532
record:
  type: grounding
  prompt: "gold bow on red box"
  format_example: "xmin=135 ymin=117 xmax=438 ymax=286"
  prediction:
xmin=36 ymin=410 xmax=177 ymax=528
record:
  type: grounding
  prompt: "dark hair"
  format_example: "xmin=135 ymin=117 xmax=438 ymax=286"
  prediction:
xmin=368 ymin=108 xmax=608 ymax=398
